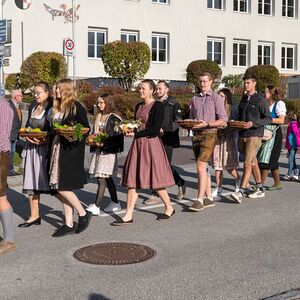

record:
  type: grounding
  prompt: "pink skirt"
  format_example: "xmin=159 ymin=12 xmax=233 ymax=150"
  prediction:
xmin=122 ymin=137 xmax=175 ymax=189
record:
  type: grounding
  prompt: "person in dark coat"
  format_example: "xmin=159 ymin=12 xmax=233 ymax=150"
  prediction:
xmin=49 ymin=79 xmax=92 ymax=237
xmin=7 ymin=90 xmax=23 ymax=176
xmin=144 ymin=80 xmax=186 ymax=205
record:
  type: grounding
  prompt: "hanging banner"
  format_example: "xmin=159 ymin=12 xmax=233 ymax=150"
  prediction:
xmin=15 ymin=0 xmax=32 ymax=10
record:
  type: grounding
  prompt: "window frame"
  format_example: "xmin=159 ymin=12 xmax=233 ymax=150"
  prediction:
xmin=152 ymin=0 xmax=169 ymax=4
xmin=233 ymin=0 xmax=249 ymax=13
xmin=282 ymin=0 xmax=296 ymax=18
xmin=281 ymin=44 xmax=297 ymax=70
xmin=233 ymin=40 xmax=249 ymax=67
xmin=258 ymin=0 xmax=273 ymax=16
xmin=207 ymin=38 xmax=225 ymax=66
xmin=87 ymin=28 xmax=107 ymax=60
xmin=258 ymin=42 xmax=273 ymax=65
xmin=207 ymin=0 xmax=224 ymax=10
xmin=151 ymin=33 xmax=169 ymax=64
xmin=120 ymin=30 xmax=139 ymax=43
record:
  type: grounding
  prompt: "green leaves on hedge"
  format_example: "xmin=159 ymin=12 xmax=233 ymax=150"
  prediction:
xmin=245 ymin=65 xmax=279 ymax=92
xmin=20 ymin=51 xmax=67 ymax=87
xmin=102 ymin=41 xmax=150 ymax=91
xmin=186 ymin=60 xmax=222 ymax=89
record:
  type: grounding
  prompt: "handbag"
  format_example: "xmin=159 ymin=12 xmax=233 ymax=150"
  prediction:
xmin=262 ymin=126 xmax=279 ymax=141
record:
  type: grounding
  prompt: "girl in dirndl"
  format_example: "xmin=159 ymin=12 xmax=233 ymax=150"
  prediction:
xmin=87 ymin=94 xmax=124 ymax=215
xmin=111 ymin=79 xmax=175 ymax=226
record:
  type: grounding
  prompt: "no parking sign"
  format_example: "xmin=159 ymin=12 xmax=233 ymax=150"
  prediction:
xmin=63 ymin=38 xmax=75 ymax=56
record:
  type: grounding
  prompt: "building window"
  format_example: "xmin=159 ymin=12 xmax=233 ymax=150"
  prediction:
xmin=281 ymin=44 xmax=296 ymax=70
xmin=258 ymin=0 xmax=272 ymax=15
xmin=152 ymin=33 xmax=168 ymax=63
xmin=152 ymin=0 xmax=168 ymax=4
xmin=207 ymin=38 xmax=224 ymax=66
xmin=233 ymin=40 xmax=249 ymax=67
xmin=234 ymin=0 xmax=248 ymax=12
xmin=282 ymin=0 xmax=295 ymax=17
xmin=121 ymin=31 xmax=139 ymax=42
xmin=88 ymin=28 xmax=107 ymax=59
xmin=207 ymin=0 xmax=223 ymax=9
xmin=258 ymin=42 xmax=273 ymax=65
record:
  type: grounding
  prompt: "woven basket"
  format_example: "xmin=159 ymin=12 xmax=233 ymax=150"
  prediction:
xmin=19 ymin=131 xmax=47 ymax=139
xmin=227 ymin=121 xmax=248 ymax=129
xmin=54 ymin=127 xmax=89 ymax=136
xmin=177 ymin=120 xmax=203 ymax=129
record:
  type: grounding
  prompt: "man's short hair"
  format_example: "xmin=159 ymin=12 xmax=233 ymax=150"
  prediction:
xmin=243 ymin=74 xmax=257 ymax=81
xmin=199 ymin=72 xmax=214 ymax=81
xmin=157 ymin=80 xmax=170 ymax=89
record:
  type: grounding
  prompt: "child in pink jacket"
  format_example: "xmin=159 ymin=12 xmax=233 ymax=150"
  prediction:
xmin=285 ymin=111 xmax=300 ymax=180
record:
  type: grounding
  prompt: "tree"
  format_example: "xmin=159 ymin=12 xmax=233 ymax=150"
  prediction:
xmin=21 ymin=51 xmax=67 ymax=88
xmin=5 ymin=73 xmax=31 ymax=92
xmin=221 ymin=74 xmax=244 ymax=89
xmin=102 ymin=41 xmax=150 ymax=91
xmin=245 ymin=65 xmax=280 ymax=91
xmin=186 ymin=60 xmax=222 ymax=90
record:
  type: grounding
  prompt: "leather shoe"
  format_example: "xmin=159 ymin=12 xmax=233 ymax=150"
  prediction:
xmin=75 ymin=210 xmax=92 ymax=234
xmin=111 ymin=218 xmax=133 ymax=226
xmin=158 ymin=209 xmax=175 ymax=220
xmin=52 ymin=224 xmax=77 ymax=237
xmin=18 ymin=217 xmax=41 ymax=228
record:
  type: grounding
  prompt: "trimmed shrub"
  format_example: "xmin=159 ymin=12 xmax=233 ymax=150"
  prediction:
xmin=221 ymin=74 xmax=244 ymax=89
xmin=186 ymin=60 xmax=222 ymax=89
xmin=102 ymin=41 xmax=151 ymax=91
xmin=21 ymin=51 xmax=67 ymax=88
xmin=245 ymin=65 xmax=280 ymax=92
xmin=285 ymin=99 xmax=300 ymax=117
xmin=5 ymin=73 xmax=30 ymax=92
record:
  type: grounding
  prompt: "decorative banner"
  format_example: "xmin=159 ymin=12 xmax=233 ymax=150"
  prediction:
xmin=15 ymin=0 xmax=32 ymax=10
xmin=43 ymin=3 xmax=80 ymax=23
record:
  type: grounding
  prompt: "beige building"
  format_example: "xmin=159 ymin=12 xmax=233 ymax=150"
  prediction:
xmin=3 ymin=0 xmax=300 ymax=81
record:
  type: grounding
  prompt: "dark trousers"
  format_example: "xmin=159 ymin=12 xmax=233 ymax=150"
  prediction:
xmin=163 ymin=144 xmax=185 ymax=187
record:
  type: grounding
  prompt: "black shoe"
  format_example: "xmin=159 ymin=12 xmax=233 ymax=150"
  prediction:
xmin=8 ymin=170 xmax=19 ymax=177
xmin=18 ymin=217 xmax=41 ymax=228
xmin=75 ymin=211 xmax=92 ymax=234
xmin=52 ymin=224 xmax=76 ymax=237
xmin=111 ymin=218 xmax=133 ymax=226
xmin=157 ymin=209 xmax=175 ymax=220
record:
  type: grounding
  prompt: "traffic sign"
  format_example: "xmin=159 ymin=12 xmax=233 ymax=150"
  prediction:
xmin=0 ymin=20 xmax=7 ymax=44
xmin=63 ymin=38 xmax=75 ymax=56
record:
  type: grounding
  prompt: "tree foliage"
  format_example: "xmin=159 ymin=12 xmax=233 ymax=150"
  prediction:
xmin=102 ymin=41 xmax=150 ymax=91
xmin=186 ymin=60 xmax=222 ymax=89
xmin=221 ymin=74 xmax=244 ymax=89
xmin=5 ymin=73 xmax=30 ymax=92
xmin=21 ymin=51 xmax=67 ymax=88
xmin=245 ymin=65 xmax=280 ymax=92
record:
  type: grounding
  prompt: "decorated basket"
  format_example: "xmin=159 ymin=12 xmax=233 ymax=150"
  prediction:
xmin=54 ymin=127 xmax=89 ymax=136
xmin=19 ymin=128 xmax=47 ymax=139
xmin=177 ymin=120 xmax=203 ymax=129
xmin=86 ymin=133 xmax=109 ymax=146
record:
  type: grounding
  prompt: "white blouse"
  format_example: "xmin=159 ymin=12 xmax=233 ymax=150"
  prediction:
xmin=270 ymin=100 xmax=286 ymax=117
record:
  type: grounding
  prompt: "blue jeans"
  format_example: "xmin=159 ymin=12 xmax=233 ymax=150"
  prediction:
xmin=9 ymin=140 xmax=16 ymax=173
xmin=287 ymin=148 xmax=298 ymax=176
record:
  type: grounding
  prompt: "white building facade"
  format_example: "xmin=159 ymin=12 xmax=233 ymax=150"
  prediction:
xmin=3 ymin=0 xmax=300 ymax=81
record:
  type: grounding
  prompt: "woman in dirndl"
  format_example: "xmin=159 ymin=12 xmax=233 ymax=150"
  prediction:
xmin=111 ymin=79 xmax=175 ymax=225
xmin=258 ymin=86 xmax=286 ymax=190
xmin=18 ymin=82 xmax=52 ymax=228
xmin=211 ymin=88 xmax=240 ymax=199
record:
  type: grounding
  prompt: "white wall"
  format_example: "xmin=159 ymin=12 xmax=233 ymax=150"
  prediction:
xmin=3 ymin=0 xmax=300 ymax=81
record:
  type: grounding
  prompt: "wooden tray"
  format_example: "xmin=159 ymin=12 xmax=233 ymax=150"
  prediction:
xmin=227 ymin=121 xmax=248 ymax=129
xmin=177 ymin=120 xmax=203 ymax=129
xmin=19 ymin=131 xmax=47 ymax=139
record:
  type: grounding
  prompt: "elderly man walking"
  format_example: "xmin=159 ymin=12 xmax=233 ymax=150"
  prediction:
xmin=188 ymin=72 xmax=227 ymax=211
xmin=8 ymin=89 xmax=23 ymax=176
xmin=0 ymin=96 xmax=16 ymax=255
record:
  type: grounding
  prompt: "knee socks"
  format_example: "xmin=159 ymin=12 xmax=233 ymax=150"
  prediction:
xmin=0 ymin=207 xmax=14 ymax=242
xmin=106 ymin=177 xmax=119 ymax=204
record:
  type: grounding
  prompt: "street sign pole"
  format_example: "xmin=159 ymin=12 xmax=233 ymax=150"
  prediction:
xmin=72 ymin=0 xmax=76 ymax=85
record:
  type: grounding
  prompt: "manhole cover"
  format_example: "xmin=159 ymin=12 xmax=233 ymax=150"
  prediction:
xmin=73 ymin=242 xmax=156 ymax=265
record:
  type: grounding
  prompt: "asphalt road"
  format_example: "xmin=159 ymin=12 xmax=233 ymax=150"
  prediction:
xmin=2 ymin=137 xmax=300 ymax=300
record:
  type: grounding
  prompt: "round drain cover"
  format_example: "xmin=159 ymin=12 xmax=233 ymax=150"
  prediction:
xmin=73 ymin=242 xmax=156 ymax=265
